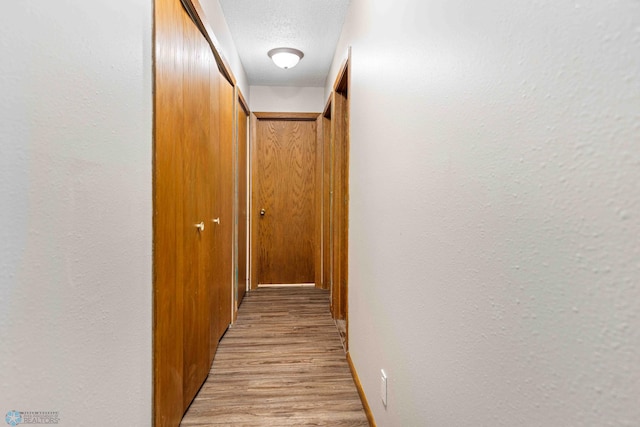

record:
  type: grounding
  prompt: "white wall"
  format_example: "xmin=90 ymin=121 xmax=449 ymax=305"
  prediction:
xmin=0 ymin=1 xmax=152 ymax=425
xmin=200 ymin=0 xmax=250 ymax=99
xmin=328 ymin=0 xmax=640 ymax=425
xmin=250 ymin=86 xmax=325 ymax=112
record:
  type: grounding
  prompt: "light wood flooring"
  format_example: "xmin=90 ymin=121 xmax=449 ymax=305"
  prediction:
xmin=181 ymin=286 xmax=369 ymax=426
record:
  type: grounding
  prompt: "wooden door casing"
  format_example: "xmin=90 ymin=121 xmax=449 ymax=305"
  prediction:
xmin=251 ymin=113 xmax=320 ymax=287
xmin=236 ymin=93 xmax=249 ymax=309
xmin=322 ymin=100 xmax=332 ymax=292
xmin=314 ymin=115 xmax=324 ymax=289
xmin=331 ymin=56 xmax=350 ymax=328
xmin=332 ymin=90 xmax=347 ymax=320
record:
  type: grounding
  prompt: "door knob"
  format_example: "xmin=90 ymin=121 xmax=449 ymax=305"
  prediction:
xmin=195 ymin=222 xmax=205 ymax=232
xmin=260 ymin=208 xmax=266 ymax=216
xmin=212 ymin=217 xmax=220 ymax=224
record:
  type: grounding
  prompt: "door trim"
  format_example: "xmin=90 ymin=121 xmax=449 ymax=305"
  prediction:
xmin=253 ymin=112 xmax=319 ymax=121
xmin=322 ymin=99 xmax=333 ymax=295
xmin=179 ymin=0 xmax=236 ymax=86
xmin=331 ymin=50 xmax=351 ymax=351
xmin=233 ymin=88 xmax=250 ymax=322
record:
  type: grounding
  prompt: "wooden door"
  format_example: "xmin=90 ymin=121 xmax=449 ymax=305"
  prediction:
xmin=236 ymin=94 xmax=249 ymax=308
xmin=153 ymin=0 xmax=185 ymax=423
xmin=207 ymin=62 xmax=222 ymax=365
xmin=251 ymin=114 xmax=319 ymax=287
xmin=215 ymin=75 xmax=234 ymax=338
xmin=155 ymin=0 xmax=238 ymax=422
xmin=181 ymin=9 xmax=213 ymax=410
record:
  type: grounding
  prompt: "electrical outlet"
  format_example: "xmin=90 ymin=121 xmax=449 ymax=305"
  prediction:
xmin=380 ymin=369 xmax=387 ymax=407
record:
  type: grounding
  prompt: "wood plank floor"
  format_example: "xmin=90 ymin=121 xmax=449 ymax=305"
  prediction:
xmin=181 ymin=286 xmax=369 ymax=426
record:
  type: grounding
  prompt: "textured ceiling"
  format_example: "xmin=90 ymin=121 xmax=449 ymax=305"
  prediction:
xmin=219 ymin=0 xmax=351 ymax=87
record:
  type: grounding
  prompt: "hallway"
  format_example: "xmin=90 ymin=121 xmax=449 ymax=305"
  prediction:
xmin=181 ymin=287 xmax=369 ymax=426
xmin=4 ymin=1 xmax=640 ymax=425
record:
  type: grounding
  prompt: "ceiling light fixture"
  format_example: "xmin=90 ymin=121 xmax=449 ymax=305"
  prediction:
xmin=268 ymin=48 xmax=304 ymax=69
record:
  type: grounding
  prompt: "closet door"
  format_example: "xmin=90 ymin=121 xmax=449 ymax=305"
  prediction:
xmin=208 ymin=61 xmax=222 ymax=365
xmin=181 ymin=13 xmax=212 ymax=410
xmin=214 ymin=75 xmax=234 ymax=339
xmin=154 ymin=0 xmax=238 ymax=422
xmin=153 ymin=0 xmax=185 ymax=424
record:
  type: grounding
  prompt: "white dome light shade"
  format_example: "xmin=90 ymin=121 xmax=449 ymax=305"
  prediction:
xmin=268 ymin=48 xmax=304 ymax=69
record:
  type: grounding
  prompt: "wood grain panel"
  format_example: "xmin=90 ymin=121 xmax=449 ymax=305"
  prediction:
xmin=181 ymin=14 xmax=213 ymax=411
xmin=153 ymin=0 xmax=185 ymax=424
xmin=255 ymin=119 xmax=317 ymax=284
xmin=181 ymin=287 xmax=369 ymax=426
xmin=208 ymin=60 xmax=222 ymax=366
xmin=217 ymin=76 xmax=234 ymax=338
xmin=155 ymin=0 xmax=237 ymax=422
xmin=236 ymin=95 xmax=249 ymax=309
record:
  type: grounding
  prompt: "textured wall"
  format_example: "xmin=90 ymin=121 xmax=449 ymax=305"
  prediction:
xmin=250 ymin=86 xmax=325 ymax=113
xmin=0 ymin=1 xmax=153 ymax=425
xmin=328 ymin=0 xmax=640 ymax=425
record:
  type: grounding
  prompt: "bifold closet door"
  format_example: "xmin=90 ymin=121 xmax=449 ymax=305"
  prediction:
xmin=154 ymin=0 xmax=237 ymax=423
xmin=181 ymin=14 xmax=213 ymax=411
xmin=153 ymin=0 xmax=186 ymax=424
xmin=214 ymin=75 xmax=234 ymax=340
xmin=208 ymin=62 xmax=222 ymax=365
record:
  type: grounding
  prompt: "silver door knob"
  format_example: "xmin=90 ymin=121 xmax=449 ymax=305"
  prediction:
xmin=195 ymin=222 xmax=205 ymax=231
xmin=260 ymin=208 xmax=266 ymax=216
xmin=212 ymin=218 xmax=220 ymax=224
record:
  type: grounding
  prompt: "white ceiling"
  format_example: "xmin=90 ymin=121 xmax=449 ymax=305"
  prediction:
xmin=219 ymin=0 xmax=351 ymax=87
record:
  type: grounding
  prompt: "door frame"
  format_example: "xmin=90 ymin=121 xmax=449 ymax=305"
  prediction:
xmin=249 ymin=112 xmax=322 ymax=290
xmin=322 ymin=97 xmax=333 ymax=294
xmin=233 ymin=88 xmax=249 ymax=321
xmin=330 ymin=52 xmax=351 ymax=349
